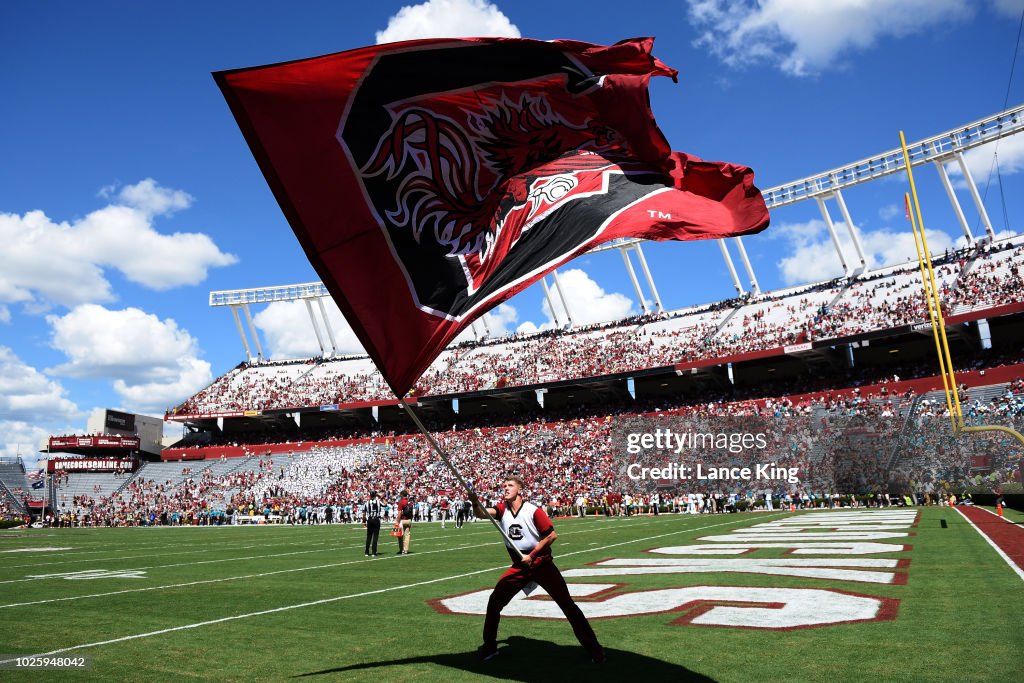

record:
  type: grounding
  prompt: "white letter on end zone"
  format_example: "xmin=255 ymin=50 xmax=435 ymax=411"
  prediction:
xmin=435 ymin=584 xmax=894 ymax=629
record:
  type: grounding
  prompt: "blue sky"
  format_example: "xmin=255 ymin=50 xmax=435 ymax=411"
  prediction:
xmin=2 ymin=0 xmax=1024 ymax=461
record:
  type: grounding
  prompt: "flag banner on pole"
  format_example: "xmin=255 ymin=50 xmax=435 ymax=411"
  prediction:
xmin=26 ymin=469 xmax=44 ymax=481
xmin=215 ymin=37 xmax=770 ymax=395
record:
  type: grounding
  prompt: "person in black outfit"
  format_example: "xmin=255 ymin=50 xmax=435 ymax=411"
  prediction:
xmin=455 ymin=497 xmax=466 ymax=529
xmin=363 ymin=491 xmax=382 ymax=557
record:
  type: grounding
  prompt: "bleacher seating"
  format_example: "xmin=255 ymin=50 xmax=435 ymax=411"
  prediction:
xmin=167 ymin=237 xmax=1024 ymax=417
xmin=55 ymin=472 xmax=130 ymax=513
xmin=0 ymin=461 xmax=28 ymax=515
xmin=56 ymin=370 xmax=1024 ymax=527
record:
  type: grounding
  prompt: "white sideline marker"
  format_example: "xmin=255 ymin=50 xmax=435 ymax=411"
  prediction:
xmin=954 ymin=507 xmax=1024 ymax=582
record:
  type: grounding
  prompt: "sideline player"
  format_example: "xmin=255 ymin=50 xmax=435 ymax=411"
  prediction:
xmin=396 ymin=489 xmax=413 ymax=554
xmin=474 ymin=475 xmax=604 ymax=663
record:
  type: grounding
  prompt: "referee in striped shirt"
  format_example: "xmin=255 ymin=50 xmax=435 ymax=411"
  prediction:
xmin=363 ymin=491 xmax=382 ymax=557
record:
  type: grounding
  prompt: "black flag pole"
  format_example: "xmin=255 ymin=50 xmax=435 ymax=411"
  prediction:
xmin=398 ymin=397 xmax=525 ymax=561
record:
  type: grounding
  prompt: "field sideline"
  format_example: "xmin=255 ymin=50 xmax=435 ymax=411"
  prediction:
xmin=1 ymin=508 xmax=1022 ymax=682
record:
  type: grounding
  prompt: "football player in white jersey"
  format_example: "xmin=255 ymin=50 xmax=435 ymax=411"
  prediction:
xmin=474 ymin=475 xmax=605 ymax=663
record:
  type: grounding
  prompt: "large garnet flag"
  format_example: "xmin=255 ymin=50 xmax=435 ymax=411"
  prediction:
xmin=215 ymin=37 xmax=769 ymax=396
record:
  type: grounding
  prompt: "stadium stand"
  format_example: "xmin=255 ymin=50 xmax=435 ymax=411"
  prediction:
xmin=52 ymin=359 xmax=1024 ymax=527
xmin=0 ymin=459 xmax=28 ymax=517
xmin=166 ymin=238 xmax=1024 ymax=415
xmin=36 ymin=231 xmax=1024 ymax=527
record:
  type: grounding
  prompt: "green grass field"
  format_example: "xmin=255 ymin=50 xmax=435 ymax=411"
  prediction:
xmin=1 ymin=508 xmax=1021 ymax=682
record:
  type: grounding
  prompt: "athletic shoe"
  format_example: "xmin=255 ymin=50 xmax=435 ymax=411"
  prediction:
xmin=590 ymin=646 xmax=606 ymax=664
xmin=364 ymin=553 xmax=369 ymax=557
xmin=476 ymin=643 xmax=499 ymax=661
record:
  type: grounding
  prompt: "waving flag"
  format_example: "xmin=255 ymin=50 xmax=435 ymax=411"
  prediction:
xmin=215 ymin=37 xmax=769 ymax=395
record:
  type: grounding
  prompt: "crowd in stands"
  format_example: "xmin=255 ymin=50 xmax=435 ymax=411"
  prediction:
xmin=0 ymin=497 xmax=22 ymax=521
xmin=40 ymin=235 xmax=1017 ymax=527
xmin=55 ymin=358 xmax=1024 ymax=527
xmin=168 ymin=240 xmax=1024 ymax=417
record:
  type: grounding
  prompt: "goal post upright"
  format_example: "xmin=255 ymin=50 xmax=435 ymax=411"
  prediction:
xmin=899 ymin=131 xmax=1024 ymax=449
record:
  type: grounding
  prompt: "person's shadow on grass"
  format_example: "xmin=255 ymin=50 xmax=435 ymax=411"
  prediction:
xmin=294 ymin=635 xmax=715 ymax=681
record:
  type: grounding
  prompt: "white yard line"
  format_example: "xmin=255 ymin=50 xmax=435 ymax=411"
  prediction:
xmin=0 ymin=530 xmax=486 ymax=585
xmin=0 ymin=514 xmax=692 ymax=577
xmin=0 ymin=513 xmax=780 ymax=663
xmin=0 ymin=542 xmax=494 ymax=609
xmin=953 ymin=506 xmax=1024 ymax=582
xmin=0 ymin=515 xmax=689 ymax=594
xmin=0 ymin=525 xmax=489 ymax=571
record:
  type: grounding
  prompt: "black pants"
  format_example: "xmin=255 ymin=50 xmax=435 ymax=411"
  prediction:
xmin=365 ymin=518 xmax=380 ymax=555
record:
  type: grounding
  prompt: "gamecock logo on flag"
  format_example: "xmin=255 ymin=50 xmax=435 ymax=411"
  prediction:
xmin=215 ymin=37 xmax=769 ymax=395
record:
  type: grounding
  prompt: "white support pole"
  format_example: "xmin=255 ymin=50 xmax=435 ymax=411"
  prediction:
xmin=304 ymin=299 xmax=327 ymax=357
xmin=733 ymin=236 xmax=761 ymax=294
xmin=717 ymin=239 xmax=745 ymax=296
xmin=551 ymin=269 xmax=576 ymax=328
xmin=242 ymin=304 xmax=264 ymax=361
xmin=316 ymin=297 xmax=338 ymax=357
xmin=833 ymin=190 xmax=868 ymax=274
xmin=481 ymin=312 xmax=492 ymax=336
xmin=230 ymin=305 xmax=254 ymax=361
xmin=815 ymin=196 xmax=851 ymax=277
xmin=934 ymin=161 xmax=974 ymax=246
xmin=954 ymin=151 xmax=995 ymax=240
xmin=620 ymin=247 xmax=649 ymax=314
xmin=540 ymin=277 xmax=562 ymax=327
xmin=633 ymin=243 xmax=664 ymax=313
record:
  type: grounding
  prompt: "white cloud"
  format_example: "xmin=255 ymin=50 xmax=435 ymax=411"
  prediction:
xmin=0 ymin=346 xmax=80 ymax=423
xmin=945 ymin=135 xmax=1024 ymax=190
xmin=957 ymin=228 xmax=1018 ymax=249
xmin=0 ymin=420 xmax=61 ymax=466
xmin=109 ymin=178 xmax=193 ymax=217
xmin=453 ymin=303 xmax=520 ymax=343
xmin=541 ymin=268 xmax=635 ymax=326
xmin=45 ymin=305 xmax=212 ymax=413
xmin=776 ymin=218 xmax=955 ymax=285
xmin=687 ymin=0 xmax=971 ymax=76
xmin=112 ymin=357 xmax=214 ymax=414
xmin=0 ymin=184 xmax=236 ymax=309
xmin=74 ymin=205 xmax=237 ymax=291
xmin=376 ymin=0 xmax=520 ymax=44
xmin=0 ymin=306 xmax=9 ymax=324
xmin=878 ymin=204 xmax=901 ymax=221
xmin=516 ymin=320 xmax=541 ymax=335
xmin=991 ymin=0 xmax=1024 ymax=17
xmin=253 ymin=299 xmax=366 ymax=359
